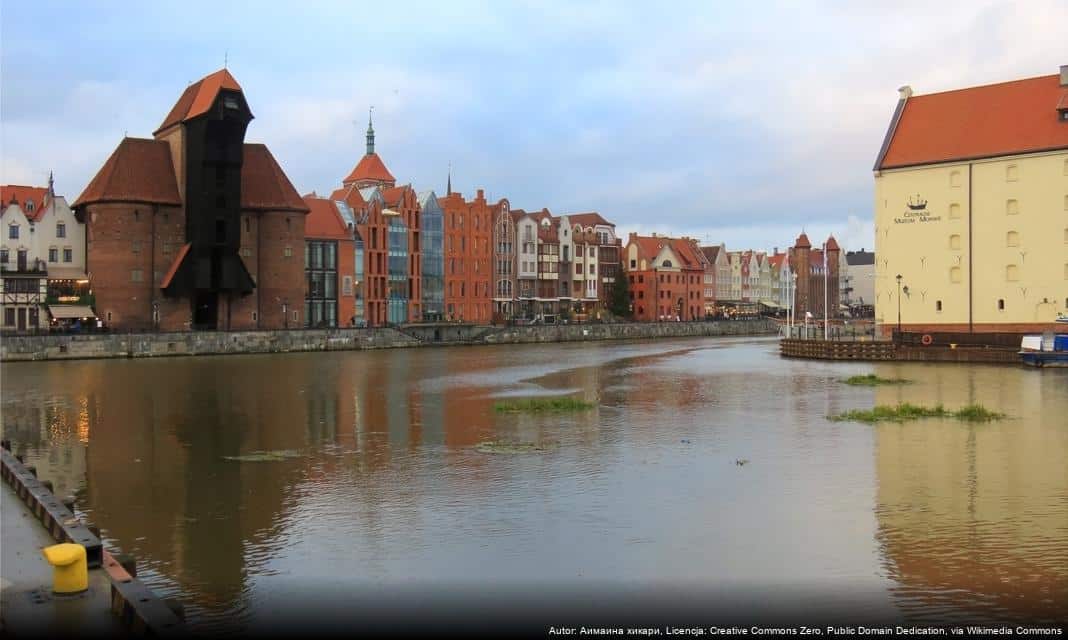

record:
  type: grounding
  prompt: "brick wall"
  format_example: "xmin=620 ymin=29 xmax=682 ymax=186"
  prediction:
xmin=255 ymin=211 xmax=305 ymax=329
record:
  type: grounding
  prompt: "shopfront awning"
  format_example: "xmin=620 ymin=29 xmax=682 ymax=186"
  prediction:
xmin=48 ymin=305 xmax=96 ymax=320
xmin=46 ymin=267 xmax=88 ymax=281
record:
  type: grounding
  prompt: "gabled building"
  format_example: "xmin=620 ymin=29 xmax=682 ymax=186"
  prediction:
xmin=302 ymin=195 xmax=356 ymax=328
xmin=72 ymin=69 xmax=309 ymax=331
xmin=624 ymin=233 xmax=706 ymax=322
xmin=492 ymin=200 xmax=516 ymax=319
xmin=333 ymin=113 xmax=422 ymax=325
xmin=788 ymin=232 xmax=840 ymax=321
xmin=873 ymin=65 xmax=1068 ymax=334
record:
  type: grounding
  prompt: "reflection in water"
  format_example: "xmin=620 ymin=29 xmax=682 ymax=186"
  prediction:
xmin=2 ymin=339 xmax=1065 ymax=629
xmin=870 ymin=364 xmax=1068 ymax=624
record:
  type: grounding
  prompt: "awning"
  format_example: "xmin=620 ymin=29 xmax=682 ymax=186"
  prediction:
xmin=46 ymin=267 xmax=88 ymax=281
xmin=48 ymin=305 xmax=96 ymax=320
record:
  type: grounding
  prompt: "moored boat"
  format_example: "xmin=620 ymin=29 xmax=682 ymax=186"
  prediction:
xmin=1019 ymin=333 xmax=1068 ymax=367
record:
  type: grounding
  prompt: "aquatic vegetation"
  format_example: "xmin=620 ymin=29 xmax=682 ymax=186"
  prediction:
xmin=841 ymin=374 xmax=911 ymax=386
xmin=829 ymin=403 xmax=1005 ymax=424
xmin=222 ymin=450 xmax=303 ymax=462
xmin=474 ymin=441 xmax=557 ymax=454
xmin=493 ymin=396 xmax=595 ymax=413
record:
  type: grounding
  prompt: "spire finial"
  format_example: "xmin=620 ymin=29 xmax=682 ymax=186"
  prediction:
xmin=224 ymin=50 xmax=228 ymax=69
xmin=48 ymin=171 xmax=54 ymax=197
xmin=366 ymin=106 xmax=375 ymax=155
xmin=447 ymin=162 xmax=452 ymax=196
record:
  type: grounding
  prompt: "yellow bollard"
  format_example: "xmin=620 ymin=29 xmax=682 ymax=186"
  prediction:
xmin=41 ymin=543 xmax=88 ymax=594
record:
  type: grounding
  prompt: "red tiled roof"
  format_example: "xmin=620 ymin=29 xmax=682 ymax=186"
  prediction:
xmin=241 ymin=144 xmax=309 ymax=213
xmin=381 ymin=185 xmax=408 ymax=207
xmin=342 ymin=153 xmax=395 ymax=185
xmin=160 ymin=242 xmax=191 ymax=290
xmin=879 ymin=74 xmax=1068 ymax=169
xmin=303 ymin=196 xmax=350 ymax=239
xmin=700 ymin=245 xmax=721 ymax=263
xmin=794 ymin=232 xmax=811 ymax=249
xmin=73 ymin=138 xmax=182 ymax=208
xmin=670 ymin=239 xmax=706 ymax=269
xmin=629 ymin=235 xmax=668 ymax=262
xmin=563 ymin=211 xmax=612 ymax=227
xmin=825 ymin=235 xmax=839 ymax=251
xmin=768 ymin=253 xmax=787 ymax=268
xmin=329 ymin=184 xmax=367 ymax=210
xmin=155 ymin=69 xmax=245 ymax=134
xmin=1 ymin=185 xmax=50 ymax=221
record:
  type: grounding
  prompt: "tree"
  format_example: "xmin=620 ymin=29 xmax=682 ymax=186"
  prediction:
xmin=608 ymin=273 xmax=631 ymax=319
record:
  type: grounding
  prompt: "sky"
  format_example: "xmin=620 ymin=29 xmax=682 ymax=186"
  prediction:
xmin=2 ymin=0 xmax=1065 ymax=253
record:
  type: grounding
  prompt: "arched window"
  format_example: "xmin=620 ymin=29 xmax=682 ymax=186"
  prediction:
xmin=949 ymin=267 xmax=962 ymax=283
xmin=1006 ymin=165 xmax=1018 ymax=181
xmin=949 ymin=234 xmax=961 ymax=250
xmin=1006 ymin=231 xmax=1019 ymax=247
xmin=949 ymin=171 xmax=961 ymax=187
xmin=1006 ymin=199 xmax=1019 ymax=215
xmin=949 ymin=203 xmax=961 ymax=219
xmin=1005 ymin=264 xmax=1019 ymax=281
xmin=662 ymin=260 xmax=673 ymax=268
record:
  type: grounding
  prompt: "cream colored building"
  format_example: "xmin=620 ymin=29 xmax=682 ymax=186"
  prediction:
xmin=873 ymin=67 xmax=1068 ymax=334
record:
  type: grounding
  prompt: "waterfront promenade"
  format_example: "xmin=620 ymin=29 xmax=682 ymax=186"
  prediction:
xmin=0 ymin=318 xmax=776 ymax=362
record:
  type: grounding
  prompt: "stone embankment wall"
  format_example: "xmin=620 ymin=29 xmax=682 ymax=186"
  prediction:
xmin=1 ymin=319 xmax=776 ymax=363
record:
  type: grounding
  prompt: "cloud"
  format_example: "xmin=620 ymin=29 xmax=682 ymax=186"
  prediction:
xmin=2 ymin=0 xmax=1064 ymax=250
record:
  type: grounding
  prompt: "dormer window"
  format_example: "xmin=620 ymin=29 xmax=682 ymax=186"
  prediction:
xmin=25 ymin=200 xmax=34 ymax=212
xmin=224 ymin=96 xmax=240 ymax=110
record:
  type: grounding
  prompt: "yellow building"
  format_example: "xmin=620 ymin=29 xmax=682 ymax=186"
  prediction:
xmin=873 ymin=66 xmax=1068 ymax=335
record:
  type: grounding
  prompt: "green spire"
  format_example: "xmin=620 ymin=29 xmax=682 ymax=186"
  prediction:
xmin=366 ymin=106 xmax=375 ymax=156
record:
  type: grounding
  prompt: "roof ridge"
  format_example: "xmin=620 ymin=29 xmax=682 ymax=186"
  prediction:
xmin=907 ymin=72 xmax=1057 ymax=100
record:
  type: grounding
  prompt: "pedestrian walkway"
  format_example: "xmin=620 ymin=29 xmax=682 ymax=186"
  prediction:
xmin=0 ymin=483 xmax=122 ymax=636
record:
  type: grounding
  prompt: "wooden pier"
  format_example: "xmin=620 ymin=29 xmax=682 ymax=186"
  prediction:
xmin=779 ymin=338 xmax=1020 ymax=364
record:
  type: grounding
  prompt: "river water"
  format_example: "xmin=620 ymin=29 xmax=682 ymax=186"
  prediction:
xmin=2 ymin=337 xmax=1065 ymax=631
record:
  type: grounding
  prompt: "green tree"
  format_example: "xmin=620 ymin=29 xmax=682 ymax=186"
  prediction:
xmin=608 ymin=273 xmax=631 ymax=319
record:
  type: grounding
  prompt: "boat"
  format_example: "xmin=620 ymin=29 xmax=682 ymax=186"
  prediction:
xmin=1019 ymin=333 xmax=1068 ymax=367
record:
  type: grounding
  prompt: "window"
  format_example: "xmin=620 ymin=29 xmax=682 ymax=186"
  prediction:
xmin=284 ymin=246 xmax=293 ymax=258
xmin=132 ymin=240 xmax=142 ymax=254
xmin=0 ymin=249 xmax=7 ymax=263
xmin=286 ymin=217 xmax=291 ymax=231
xmin=63 ymin=249 xmax=72 ymax=263
xmin=630 ymin=259 xmax=636 ymax=268
xmin=1006 ymin=199 xmax=1019 ymax=215
xmin=133 ymin=210 xmax=139 ymax=222
xmin=997 ymin=299 xmax=1005 ymax=311
xmin=949 ymin=171 xmax=961 ymax=187
xmin=950 ymin=267 xmax=962 ymax=283
xmin=49 ymin=248 xmax=58 ymax=262
xmin=245 ymin=217 xmax=251 ymax=233
xmin=8 ymin=225 xmax=18 ymax=239
xmin=241 ymin=247 xmax=251 ymax=257
xmin=252 ymin=311 xmax=258 ymax=322
xmin=1005 ymin=264 xmax=1018 ymax=282
xmin=1006 ymin=231 xmax=1019 ymax=247
xmin=949 ymin=203 xmax=961 ymax=219
xmin=949 ymin=234 xmax=961 ymax=250
xmin=56 ymin=223 xmax=66 ymax=238
xmin=936 ymin=300 xmax=942 ymax=312
xmin=224 ymin=96 xmax=240 ymax=110
xmin=1006 ymin=165 xmax=1018 ymax=182
xmin=131 ymin=269 xmax=144 ymax=282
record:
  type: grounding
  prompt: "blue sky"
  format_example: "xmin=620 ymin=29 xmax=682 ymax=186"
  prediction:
xmin=2 ymin=0 xmax=1064 ymax=251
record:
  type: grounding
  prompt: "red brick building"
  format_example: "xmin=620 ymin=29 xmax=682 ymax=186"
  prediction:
xmin=331 ymin=114 xmax=422 ymax=325
xmin=72 ymin=70 xmax=308 ymax=331
xmin=788 ymin=232 xmax=840 ymax=321
xmin=624 ymin=233 xmax=707 ymax=322
xmin=440 ymin=188 xmax=493 ymax=322
xmin=302 ymin=195 xmax=355 ymax=327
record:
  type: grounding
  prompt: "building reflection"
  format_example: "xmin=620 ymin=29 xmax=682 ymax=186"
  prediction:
xmin=871 ymin=364 xmax=1068 ymax=623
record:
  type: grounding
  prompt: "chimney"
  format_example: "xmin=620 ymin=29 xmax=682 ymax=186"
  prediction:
xmin=898 ymin=85 xmax=913 ymax=100
xmin=1061 ymin=65 xmax=1068 ymax=86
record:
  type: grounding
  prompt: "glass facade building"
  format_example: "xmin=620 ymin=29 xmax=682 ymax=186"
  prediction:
xmin=387 ymin=214 xmax=409 ymax=325
xmin=305 ymin=240 xmax=338 ymax=328
xmin=419 ymin=192 xmax=445 ymax=322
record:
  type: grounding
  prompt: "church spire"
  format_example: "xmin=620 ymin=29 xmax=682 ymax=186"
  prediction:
xmin=447 ymin=162 xmax=452 ymax=196
xmin=366 ymin=106 xmax=375 ymax=156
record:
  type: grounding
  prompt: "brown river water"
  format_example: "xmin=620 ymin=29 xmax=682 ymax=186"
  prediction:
xmin=2 ymin=337 xmax=1065 ymax=631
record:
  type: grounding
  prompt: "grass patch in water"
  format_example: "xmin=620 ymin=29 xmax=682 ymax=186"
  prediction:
xmin=829 ymin=403 xmax=1004 ymax=424
xmin=222 ymin=449 xmax=303 ymax=462
xmin=493 ymin=396 xmax=595 ymax=413
xmin=841 ymin=374 xmax=911 ymax=386
xmin=475 ymin=441 xmax=557 ymax=455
